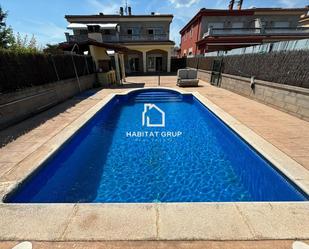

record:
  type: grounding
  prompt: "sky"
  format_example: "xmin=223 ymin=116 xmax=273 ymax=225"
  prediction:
xmin=1 ymin=0 xmax=308 ymax=47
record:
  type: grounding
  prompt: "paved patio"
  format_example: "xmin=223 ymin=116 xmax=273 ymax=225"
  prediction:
xmin=0 ymin=76 xmax=309 ymax=248
xmin=1 ymin=240 xmax=309 ymax=249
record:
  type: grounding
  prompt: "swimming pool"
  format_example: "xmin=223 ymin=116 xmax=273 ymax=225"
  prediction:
xmin=6 ymin=89 xmax=308 ymax=203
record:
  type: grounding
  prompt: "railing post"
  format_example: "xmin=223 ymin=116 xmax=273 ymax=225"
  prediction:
xmin=71 ymin=54 xmax=81 ymax=92
xmin=50 ymin=55 xmax=60 ymax=81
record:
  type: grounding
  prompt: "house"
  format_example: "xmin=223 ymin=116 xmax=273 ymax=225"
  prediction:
xmin=179 ymin=1 xmax=309 ymax=56
xmin=64 ymin=7 xmax=175 ymax=74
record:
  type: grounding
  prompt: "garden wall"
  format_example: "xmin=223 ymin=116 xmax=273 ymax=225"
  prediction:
xmin=183 ymin=50 xmax=309 ymax=120
xmin=195 ymin=69 xmax=309 ymax=121
xmin=0 ymin=51 xmax=97 ymax=129
xmin=0 ymin=74 xmax=96 ymax=130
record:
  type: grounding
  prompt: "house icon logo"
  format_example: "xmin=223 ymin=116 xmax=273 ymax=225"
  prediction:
xmin=142 ymin=103 xmax=165 ymax=127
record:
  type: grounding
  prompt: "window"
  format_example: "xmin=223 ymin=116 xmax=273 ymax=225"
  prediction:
xmin=88 ymin=25 xmax=100 ymax=33
xmin=190 ymin=27 xmax=193 ymax=38
xmin=128 ymin=27 xmax=140 ymax=36
xmin=148 ymin=28 xmax=163 ymax=35
xmin=103 ymin=30 xmax=111 ymax=35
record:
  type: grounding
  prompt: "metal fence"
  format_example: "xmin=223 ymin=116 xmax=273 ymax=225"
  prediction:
xmin=205 ymin=38 xmax=309 ymax=57
xmin=0 ymin=51 xmax=95 ymax=93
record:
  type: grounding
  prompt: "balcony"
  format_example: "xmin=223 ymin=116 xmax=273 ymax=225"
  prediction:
xmin=118 ymin=34 xmax=169 ymax=42
xmin=66 ymin=33 xmax=170 ymax=43
xmin=66 ymin=34 xmax=88 ymax=42
xmin=203 ymin=27 xmax=309 ymax=38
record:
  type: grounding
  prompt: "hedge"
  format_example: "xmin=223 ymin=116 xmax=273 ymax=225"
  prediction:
xmin=0 ymin=50 xmax=95 ymax=93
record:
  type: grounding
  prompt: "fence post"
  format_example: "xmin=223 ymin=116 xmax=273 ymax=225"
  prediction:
xmin=84 ymin=56 xmax=90 ymax=75
xmin=71 ymin=54 xmax=81 ymax=92
xmin=51 ymin=55 xmax=60 ymax=81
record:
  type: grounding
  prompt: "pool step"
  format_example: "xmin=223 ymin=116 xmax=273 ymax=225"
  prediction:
xmin=133 ymin=97 xmax=183 ymax=102
xmin=133 ymin=92 xmax=183 ymax=102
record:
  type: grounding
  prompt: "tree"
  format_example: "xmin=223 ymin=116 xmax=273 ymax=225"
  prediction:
xmin=0 ymin=5 xmax=15 ymax=49
xmin=43 ymin=44 xmax=63 ymax=54
xmin=10 ymin=32 xmax=41 ymax=53
xmin=28 ymin=35 xmax=37 ymax=50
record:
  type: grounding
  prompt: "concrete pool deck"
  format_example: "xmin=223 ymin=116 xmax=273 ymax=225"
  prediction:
xmin=0 ymin=76 xmax=309 ymax=247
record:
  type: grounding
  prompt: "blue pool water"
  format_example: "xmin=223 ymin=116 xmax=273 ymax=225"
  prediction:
xmin=6 ymin=89 xmax=307 ymax=203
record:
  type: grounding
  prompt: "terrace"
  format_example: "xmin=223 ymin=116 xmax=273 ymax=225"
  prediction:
xmin=203 ymin=27 xmax=309 ymax=37
xmin=67 ymin=33 xmax=170 ymax=43
xmin=0 ymin=76 xmax=309 ymax=248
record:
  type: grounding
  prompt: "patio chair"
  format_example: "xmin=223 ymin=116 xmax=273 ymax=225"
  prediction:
xmin=177 ymin=69 xmax=199 ymax=87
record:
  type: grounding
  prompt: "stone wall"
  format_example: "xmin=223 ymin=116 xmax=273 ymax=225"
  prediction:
xmin=196 ymin=69 xmax=309 ymax=121
xmin=0 ymin=74 xmax=96 ymax=130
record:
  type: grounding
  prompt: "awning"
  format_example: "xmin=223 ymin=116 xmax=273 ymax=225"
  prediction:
xmin=67 ymin=23 xmax=88 ymax=30
xmin=67 ymin=23 xmax=118 ymax=30
xmin=88 ymin=23 xmax=118 ymax=30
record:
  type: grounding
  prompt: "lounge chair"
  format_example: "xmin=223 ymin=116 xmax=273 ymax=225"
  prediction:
xmin=177 ymin=69 xmax=199 ymax=87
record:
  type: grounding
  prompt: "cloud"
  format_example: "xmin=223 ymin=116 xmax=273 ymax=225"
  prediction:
xmin=16 ymin=19 xmax=67 ymax=46
xmin=169 ymin=0 xmax=200 ymax=8
xmin=87 ymin=0 xmax=119 ymax=14
xmin=277 ymin=0 xmax=303 ymax=8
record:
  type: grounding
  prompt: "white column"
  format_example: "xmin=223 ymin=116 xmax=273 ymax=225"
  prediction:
xmin=120 ymin=53 xmax=126 ymax=82
xmin=167 ymin=49 xmax=171 ymax=73
xmin=143 ymin=51 xmax=147 ymax=73
xmin=114 ymin=52 xmax=121 ymax=83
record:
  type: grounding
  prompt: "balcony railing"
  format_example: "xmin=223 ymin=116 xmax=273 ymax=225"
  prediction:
xmin=67 ymin=34 xmax=88 ymax=42
xmin=119 ymin=34 xmax=169 ymax=41
xmin=264 ymin=27 xmax=309 ymax=35
xmin=66 ymin=33 xmax=170 ymax=43
xmin=203 ymin=27 xmax=309 ymax=38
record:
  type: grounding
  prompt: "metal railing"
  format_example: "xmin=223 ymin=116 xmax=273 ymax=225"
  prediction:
xmin=119 ymin=34 xmax=169 ymax=41
xmin=67 ymin=33 xmax=170 ymax=43
xmin=67 ymin=35 xmax=88 ymax=42
xmin=204 ymin=38 xmax=309 ymax=57
xmin=203 ymin=27 xmax=309 ymax=37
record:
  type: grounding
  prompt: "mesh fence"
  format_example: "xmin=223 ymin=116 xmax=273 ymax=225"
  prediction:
xmin=0 ymin=51 xmax=95 ymax=93
xmin=186 ymin=50 xmax=309 ymax=88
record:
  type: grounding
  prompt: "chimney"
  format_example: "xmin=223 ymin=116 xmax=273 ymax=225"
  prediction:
xmin=120 ymin=7 xmax=124 ymax=16
xmin=237 ymin=0 xmax=243 ymax=10
xmin=228 ymin=0 xmax=235 ymax=10
xmin=128 ymin=6 xmax=132 ymax=15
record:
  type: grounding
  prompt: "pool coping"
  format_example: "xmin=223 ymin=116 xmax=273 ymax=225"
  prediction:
xmin=0 ymin=87 xmax=308 ymax=241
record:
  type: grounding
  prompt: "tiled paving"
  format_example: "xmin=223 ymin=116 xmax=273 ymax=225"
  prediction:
xmin=0 ymin=76 xmax=309 ymax=248
xmin=1 ymin=240 xmax=309 ymax=249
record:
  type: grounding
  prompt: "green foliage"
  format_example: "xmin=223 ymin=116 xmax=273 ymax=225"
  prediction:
xmin=9 ymin=32 xmax=41 ymax=53
xmin=43 ymin=43 xmax=63 ymax=54
xmin=0 ymin=5 xmax=15 ymax=49
xmin=0 ymin=6 xmax=40 ymax=53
